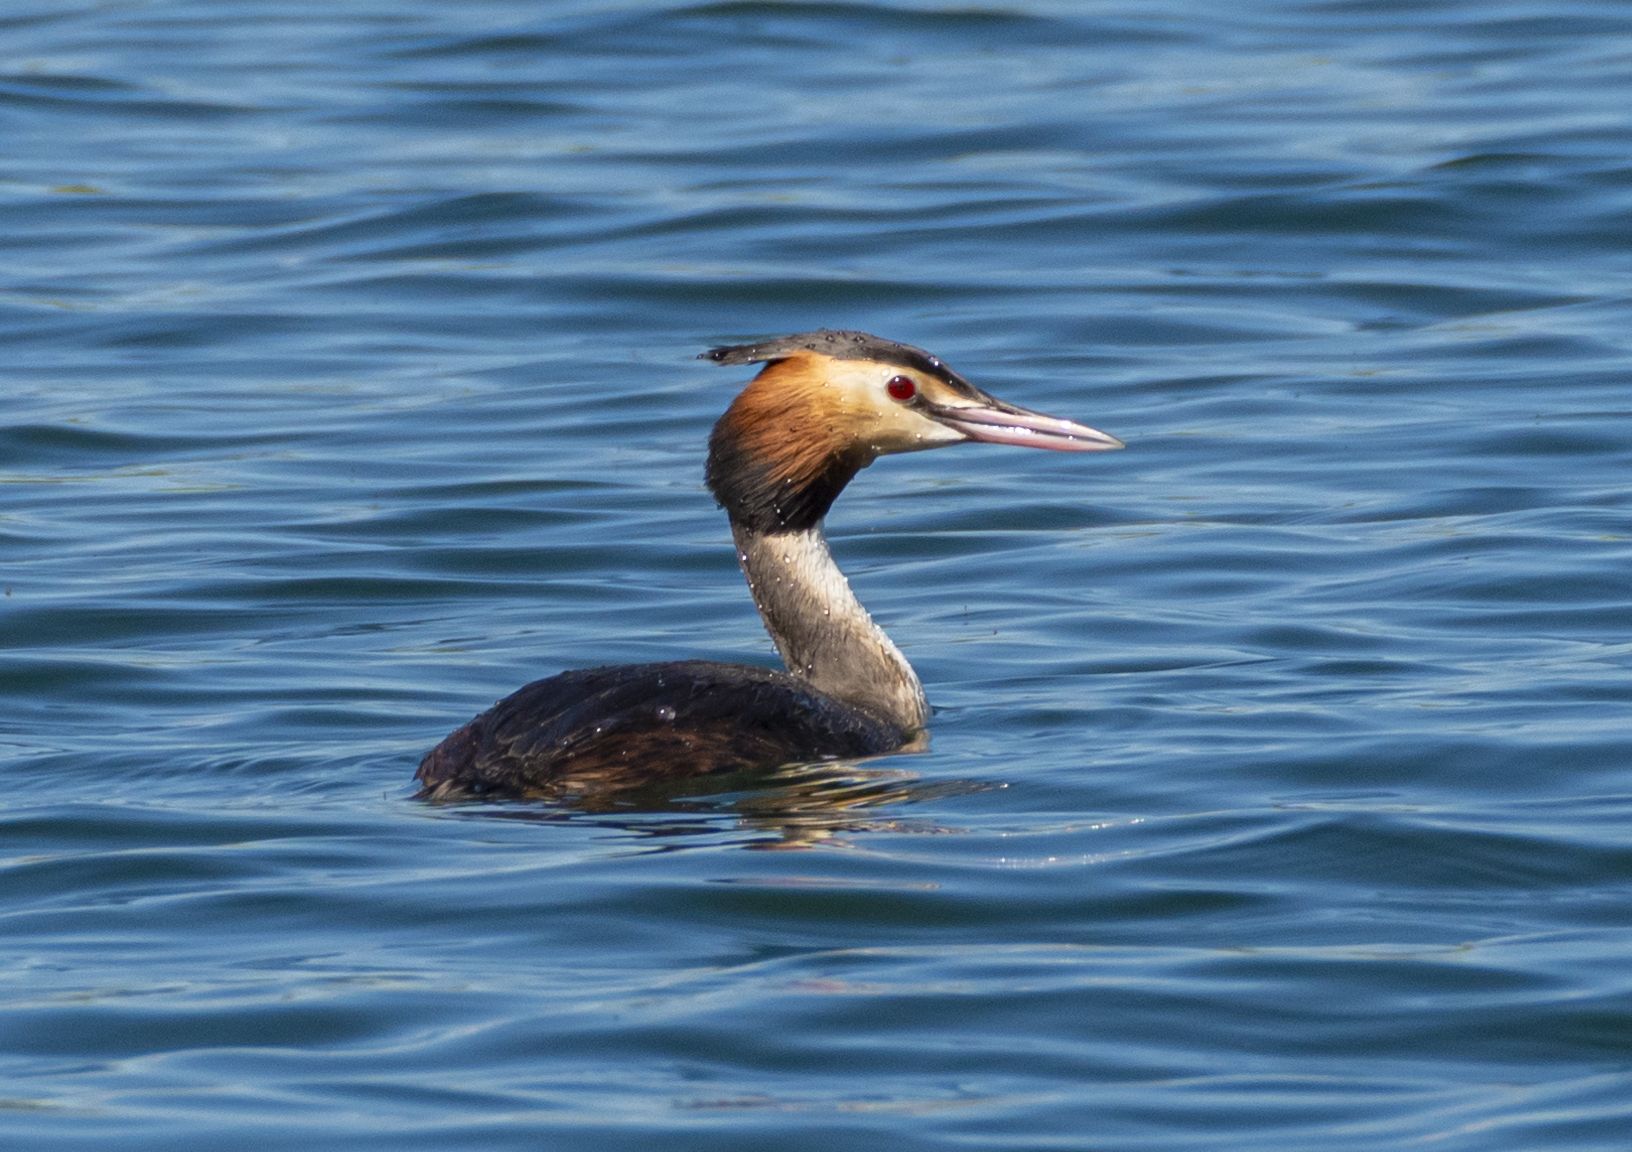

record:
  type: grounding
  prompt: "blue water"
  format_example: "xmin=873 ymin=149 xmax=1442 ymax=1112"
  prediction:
xmin=5 ymin=1 xmax=1631 ymax=1147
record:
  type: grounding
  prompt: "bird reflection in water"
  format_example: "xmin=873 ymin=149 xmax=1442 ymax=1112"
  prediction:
xmin=442 ymin=755 xmax=1002 ymax=850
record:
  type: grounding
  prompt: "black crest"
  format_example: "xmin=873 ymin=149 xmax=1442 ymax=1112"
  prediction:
xmin=702 ymin=329 xmax=976 ymax=393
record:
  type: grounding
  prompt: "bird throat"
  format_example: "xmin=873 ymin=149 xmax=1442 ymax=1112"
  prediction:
xmin=730 ymin=522 xmax=929 ymax=735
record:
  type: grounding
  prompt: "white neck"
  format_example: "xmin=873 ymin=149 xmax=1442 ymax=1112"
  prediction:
xmin=730 ymin=522 xmax=929 ymax=733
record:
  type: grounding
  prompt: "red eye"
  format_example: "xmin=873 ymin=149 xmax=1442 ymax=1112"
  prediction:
xmin=886 ymin=375 xmax=916 ymax=402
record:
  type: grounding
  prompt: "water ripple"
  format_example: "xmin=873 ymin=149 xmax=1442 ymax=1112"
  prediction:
xmin=4 ymin=0 xmax=1632 ymax=1148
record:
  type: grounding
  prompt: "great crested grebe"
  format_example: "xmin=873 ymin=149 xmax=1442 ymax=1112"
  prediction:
xmin=416 ymin=330 xmax=1122 ymax=800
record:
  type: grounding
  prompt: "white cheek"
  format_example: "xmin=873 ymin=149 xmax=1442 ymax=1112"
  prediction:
xmin=824 ymin=360 xmax=895 ymax=402
xmin=821 ymin=361 xmax=964 ymax=452
xmin=871 ymin=407 xmax=965 ymax=453
xmin=907 ymin=419 xmax=966 ymax=449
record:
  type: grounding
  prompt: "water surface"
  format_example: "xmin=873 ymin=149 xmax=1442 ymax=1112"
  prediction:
xmin=4 ymin=2 xmax=1631 ymax=1148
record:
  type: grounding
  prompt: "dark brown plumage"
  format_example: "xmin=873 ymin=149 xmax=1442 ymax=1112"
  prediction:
xmin=415 ymin=661 xmax=901 ymax=801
